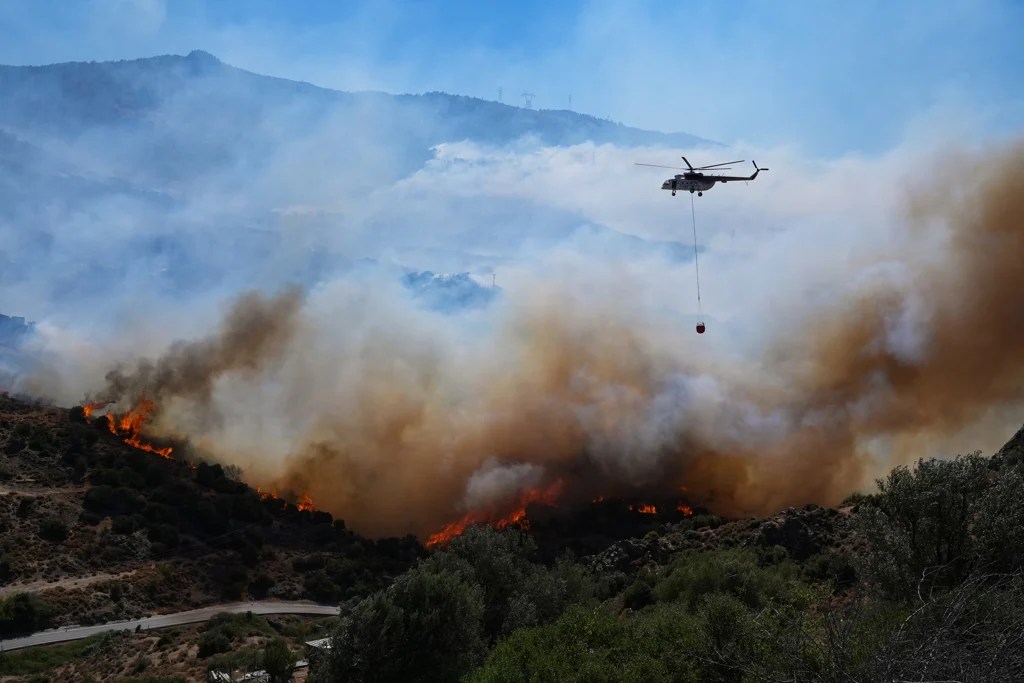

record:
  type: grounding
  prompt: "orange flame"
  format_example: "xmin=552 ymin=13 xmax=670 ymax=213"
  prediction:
xmin=592 ymin=496 xmax=604 ymax=503
xmin=425 ymin=479 xmax=564 ymax=549
xmin=635 ymin=504 xmax=657 ymax=514
xmin=677 ymin=504 xmax=694 ymax=515
xmin=256 ymin=486 xmax=281 ymax=501
xmin=81 ymin=399 xmax=173 ymax=459
xmin=109 ymin=400 xmax=173 ymax=459
xmin=256 ymin=486 xmax=312 ymax=511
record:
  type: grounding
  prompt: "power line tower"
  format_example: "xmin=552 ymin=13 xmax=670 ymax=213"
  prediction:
xmin=498 ymin=87 xmax=502 ymax=103
xmin=521 ymin=92 xmax=534 ymax=109
xmin=568 ymin=95 xmax=572 ymax=110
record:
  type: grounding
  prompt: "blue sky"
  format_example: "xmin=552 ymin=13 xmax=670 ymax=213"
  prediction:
xmin=0 ymin=0 xmax=1021 ymax=156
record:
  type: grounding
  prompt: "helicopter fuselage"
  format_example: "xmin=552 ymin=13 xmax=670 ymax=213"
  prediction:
xmin=661 ymin=174 xmax=716 ymax=195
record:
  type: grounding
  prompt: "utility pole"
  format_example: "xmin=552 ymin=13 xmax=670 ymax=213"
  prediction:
xmin=492 ymin=273 xmax=496 ymax=289
xmin=498 ymin=86 xmax=502 ymax=103
xmin=521 ymin=92 xmax=534 ymax=109
xmin=568 ymin=95 xmax=572 ymax=110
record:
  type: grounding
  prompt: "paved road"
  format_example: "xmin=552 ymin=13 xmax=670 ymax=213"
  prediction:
xmin=0 ymin=601 xmax=340 ymax=652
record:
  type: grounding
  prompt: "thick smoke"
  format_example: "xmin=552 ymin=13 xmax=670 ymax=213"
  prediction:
xmin=77 ymin=139 xmax=1024 ymax=539
xmin=89 ymin=287 xmax=303 ymax=413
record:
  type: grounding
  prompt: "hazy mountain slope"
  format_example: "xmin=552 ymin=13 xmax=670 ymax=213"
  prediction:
xmin=0 ymin=50 xmax=706 ymax=310
xmin=0 ymin=50 xmax=717 ymax=149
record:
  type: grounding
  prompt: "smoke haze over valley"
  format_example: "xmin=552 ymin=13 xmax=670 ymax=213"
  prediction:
xmin=2 ymin=48 xmax=1023 ymax=540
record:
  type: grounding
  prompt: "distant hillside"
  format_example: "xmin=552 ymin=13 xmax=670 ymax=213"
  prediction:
xmin=0 ymin=50 xmax=717 ymax=194
xmin=0 ymin=50 xmax=711 ymax=307
xmin=0 ymin=50 xmax=716 ymax=149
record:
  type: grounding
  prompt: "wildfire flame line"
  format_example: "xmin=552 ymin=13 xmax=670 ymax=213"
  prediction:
xmin=256 ymin=486 xmax=315 ymax=512
xmin=82 ymin=402 xmax=318 ymax=511
xmin=427 ymin=488 xmax=697 ymax=548
xmin=83 ymin=399 xmax=173 ymax=459
xmin=425 ymin=480 xmax=565 ymax=549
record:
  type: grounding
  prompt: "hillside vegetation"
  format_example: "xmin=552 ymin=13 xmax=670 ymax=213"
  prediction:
xmin=310 ymin=437 xmax=1024 ymax=683
xmin=0 ymin=393 xmax=423 ymax=636
xmin=4 ymin=390 xmax=1024 ymax=682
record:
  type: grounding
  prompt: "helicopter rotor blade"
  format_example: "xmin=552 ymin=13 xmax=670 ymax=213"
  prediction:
xmin=691 ymin=159 xmax=745 ymax=170
xmin=634 ymin=163 xmax=690 ymax=170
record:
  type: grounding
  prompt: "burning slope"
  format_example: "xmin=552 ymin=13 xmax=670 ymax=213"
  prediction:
xmin=425 ymin=480 xmax=565 ymax=549
xmin=82 ymin=398 xmax=174 ymax=459
xmin=256 ymin=486 xmax=316 ymax=511
xmin=80 ymin=398 xmax=321 ymax=512
xmin=61 ymin=138 xmax=1024 ymax=542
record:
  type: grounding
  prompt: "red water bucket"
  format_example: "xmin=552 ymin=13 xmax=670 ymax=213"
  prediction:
xmin=696 ymin=323 xmax=706 ymax=334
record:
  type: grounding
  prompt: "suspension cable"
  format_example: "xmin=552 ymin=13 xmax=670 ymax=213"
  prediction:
xmin=690 ymin=192 xmax=704 ymax=322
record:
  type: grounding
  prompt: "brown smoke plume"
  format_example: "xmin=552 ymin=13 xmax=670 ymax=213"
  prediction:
xmin=87 ymin=286 xmax=303 ymax=425
xmin=84 ymin=139 xmax=1024 ymax=540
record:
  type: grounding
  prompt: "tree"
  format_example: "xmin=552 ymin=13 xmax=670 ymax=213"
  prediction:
xmin=422 ymin=525 xmax=540 ymax=639
xmin=0 ymin=593 xmax=56 ymax=638
xmin=38 ymin=518 xmax=69 ymax=543
xmin=319 ymin=565 xmax=486 ymax=683
xmin=857 ymin=452 xmax=1021 ymax=597
xmin=264 ymin=638 xmax=295 ymax=683
xmin=0 ymin=555 xmax=15 ymax=583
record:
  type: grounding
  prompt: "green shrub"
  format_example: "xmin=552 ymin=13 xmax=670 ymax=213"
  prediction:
xmin=801 ymin=551 xmax=857 ymax=591
xmin=249 ymin=573 xmax=275 ymax=599
xmin=16 ymin=497 xmax=35 ymax=518
xmin=655 ymin=548 xmax=805 ymax=612
xmin=623 ymin=579 xmax=656 ymax=611
xmin=197 ymin=631 xmax=231 ymax=658
xmin=0 ymin=593 xmax=56 ymax=638
xmin=322 ymin=565 xmax=487 ymax=683
xmin=38 ymin=518 xmax=69 ymax=543
xmin=0 ymin=554 xmax=14 ymax=583
xmin=857 ymin=452 xmax=1024 ymax=597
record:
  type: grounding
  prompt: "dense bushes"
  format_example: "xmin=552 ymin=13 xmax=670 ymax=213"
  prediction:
xmin=0 ymin=593 xmax=56 ymax=638
xmin=65 ymin=432 xmax=424 ymax=603
xmin=857 ymin=452 xmax=1024 ymax=596
xmin=307 ymin=450 xmax=1024 ymax=683
xmin=313 ymin=537 xmax=810 ymax=683
xmin=653 ymin=548 xmax=806 ymax=611
xmin=38 ymin=518 xmax=69 ymax=542
xmin=318 ymin=526 xmax=601 ymax=682
xmin=325 ymin=566 xmax=487 ymax=683
xmin=469 ymin=557 xmax=1024 ymax=682
xmin=196 ymin=612 xmax=277 ymax=659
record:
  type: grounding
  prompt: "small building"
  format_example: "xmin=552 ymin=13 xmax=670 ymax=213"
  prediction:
xmin=305 ymin=637 xmax=332 ymax=670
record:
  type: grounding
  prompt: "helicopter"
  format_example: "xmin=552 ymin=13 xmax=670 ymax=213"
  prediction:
xmin=635 ymin=157 xmax=768 ymax=196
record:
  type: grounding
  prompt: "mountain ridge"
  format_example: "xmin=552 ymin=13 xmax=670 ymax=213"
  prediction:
xmin=0 ymin=49 xmax=720 ymax=149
